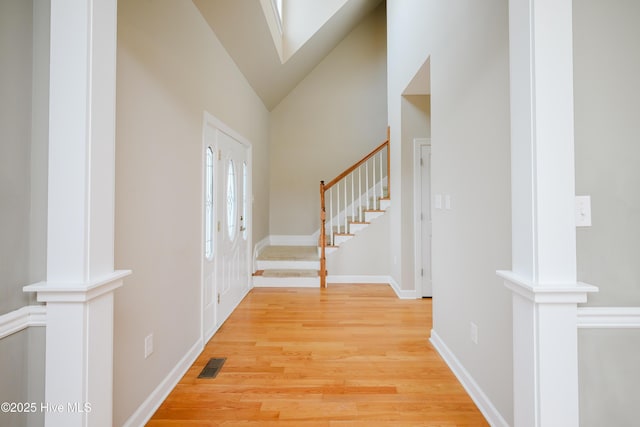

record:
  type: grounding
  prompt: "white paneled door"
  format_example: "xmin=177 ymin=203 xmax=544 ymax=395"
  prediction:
xmin=216 ymin=129 xmax=250 ymax=327
xmin=202 ymin=114 xmax=251 ymax=342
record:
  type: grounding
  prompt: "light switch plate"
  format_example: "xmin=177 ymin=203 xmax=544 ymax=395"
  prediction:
xmin=575 ymin=195 xmax=592 ymax=227
xmin=434 ymin=194 xmax=442 ymax=209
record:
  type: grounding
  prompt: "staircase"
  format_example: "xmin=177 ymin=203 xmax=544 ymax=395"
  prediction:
xmin=253 ymin=130 xmax=390 ymax=288
xmin=324 ymin=190 xmax=390 ymax=254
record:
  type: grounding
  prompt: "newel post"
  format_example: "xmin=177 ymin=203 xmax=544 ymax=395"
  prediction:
xmin=319 ymin=181 xmax=327 ymax=288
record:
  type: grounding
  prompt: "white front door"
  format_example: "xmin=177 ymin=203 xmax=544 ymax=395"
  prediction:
xmin=414 ymin=140 xmax=432 ymax=297
xmin=216 ymin=129 xmax=250 ymax=326
xmin=202 ymin=114 xmax=251 ymax=341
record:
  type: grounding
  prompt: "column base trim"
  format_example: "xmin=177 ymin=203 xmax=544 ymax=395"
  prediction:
xmin=497 ymin=270 xmax=598 ymax=303
xmin=23 ymin=270 xmax=131 ymax=302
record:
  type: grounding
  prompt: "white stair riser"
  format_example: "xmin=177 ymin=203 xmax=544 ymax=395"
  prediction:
xmin=256 ymin=260 xmax=320 ymax=270
xmin=334 ymin=234 xmax=354 ymax=245
xmin=379 ymin=199 xmax=391 ymax=211
xmin=364 ymin=211 xmax=384 ymax=222
xmin=325 ymin=247 xmax=338 ymax=256
xmin=253 ymin=276 xmax=320 ymax=287
xmin=349 ymin=223 xmax=369 ymax=234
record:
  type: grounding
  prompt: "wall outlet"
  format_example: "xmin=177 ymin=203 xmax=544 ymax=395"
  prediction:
xmin=144 ymin=333 xmax=154 ymax=359
xmin=470 ymin=322 xmax=478 ymax=344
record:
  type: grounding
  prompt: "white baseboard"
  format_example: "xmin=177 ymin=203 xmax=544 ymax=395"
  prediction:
xmin=577 ymin=306 xmax=640 ymax=328
xmin=430 ymin=330 xmax=509 ymax=427
xmin=0 ymin=305 xmax=47 ymax=340
xmin=122 ymin=338 xmax=203 ymax=427
xmin=253 ymin=276 xmax=320 ymax=287
xmin=388 ymin=276 xmax=419 ymax=299
xmin=327 ymin=275 xmax=391 ymax=284
xmin=326 ymin=275 xmax=418 ymax=299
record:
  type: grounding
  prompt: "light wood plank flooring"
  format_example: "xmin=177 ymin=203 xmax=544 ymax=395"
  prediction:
xmin=147 ymin=285 xmax=488 ymax=426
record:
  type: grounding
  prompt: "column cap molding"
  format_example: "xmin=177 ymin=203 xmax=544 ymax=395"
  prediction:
xmin=23 ymin=270 xmax=131 ymax=303
xmin=497 ymin=270 xmax=598 ymax=303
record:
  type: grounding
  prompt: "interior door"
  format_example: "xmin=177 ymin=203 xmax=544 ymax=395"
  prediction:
xmin=216 ymin=129 xmax=250 ymax=325
xmin=419 ymin=143 xmax=432 ymax=297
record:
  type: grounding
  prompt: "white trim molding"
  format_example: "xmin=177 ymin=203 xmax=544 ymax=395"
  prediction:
xmin=326 ymin=275 xmax=419 ymax=299
xmin=497 ymin=270 xmax=598 ymax=303
xmin=430 ymin=330 xmax=510 ymax=427
xmin=0 ymin=305 xmax=47 ymax=340
xmin=122 ymin=338 xmax=203 ymax=427
xmin=577 ymin=307 xmax=640 ymax=329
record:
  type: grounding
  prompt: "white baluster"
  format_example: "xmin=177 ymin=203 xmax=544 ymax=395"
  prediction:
xmin=379 ymin=151 xmax=384 ymax=199
xmin=336 ymin=183 xmax=340 ymax=234
xmin=366 ymin=162 xmax=370 ymax=211
xmin=351 ymin=172 xmax=355 ymax=227
xmin=329 ymin=187 xmax=333 ymax=245
xmin=372 ymin=155 xmax=376 ymax=209
xmin=343 ymin=179 xmax=347 ymax=234
xmin=358 ymin=167 xmax=362 ymax=222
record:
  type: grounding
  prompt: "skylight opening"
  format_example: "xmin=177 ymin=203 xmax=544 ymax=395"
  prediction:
xmin=272 ymin=0 xmax=284 ymax=33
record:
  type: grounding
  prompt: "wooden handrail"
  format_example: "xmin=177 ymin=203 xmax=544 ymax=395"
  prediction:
xmin=324 ymin=139 xmax=389 ymax=191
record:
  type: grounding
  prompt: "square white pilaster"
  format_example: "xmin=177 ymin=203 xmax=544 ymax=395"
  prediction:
xmin=23 ymin=1 xmax=130 ymax=426
xmin=504 ymin=0 xmax=598 ymax=425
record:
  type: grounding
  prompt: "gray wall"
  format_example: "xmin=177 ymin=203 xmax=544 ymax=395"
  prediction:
xmin=269 ymin=3 xmax=388 ymax=236
xmin=1 ymin=0 xmax=35 ymax=314
xmin=0 ymin=1 xmax=48 ymax=425
xmin=574 ymin=0 xmax=640 ymax=425
xmin=574 ymin=0 xmax=640 ymax=307
xmin=114 ymin=0 xmax=270 ymax=424
xmin=387 ymin=1 xmax=513 ymax=422
xmin=0 ymin=327 xmax=46 ymax=427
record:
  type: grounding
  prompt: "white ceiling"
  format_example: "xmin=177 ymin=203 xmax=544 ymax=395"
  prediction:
xmin=193 ymin=0 xmax=384 ymax=110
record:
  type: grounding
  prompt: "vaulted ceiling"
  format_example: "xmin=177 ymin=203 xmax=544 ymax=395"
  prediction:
xmin=193 ymin=0 xmax=384 ymax=110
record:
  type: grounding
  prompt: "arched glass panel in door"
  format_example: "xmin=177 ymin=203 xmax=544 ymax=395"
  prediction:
xmin=226 ymin=159 xmax=237 ymax=240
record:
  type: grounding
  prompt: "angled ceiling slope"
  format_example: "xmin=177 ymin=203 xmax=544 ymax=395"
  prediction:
xmin=194 ymin=0 xmax=384 ymax=110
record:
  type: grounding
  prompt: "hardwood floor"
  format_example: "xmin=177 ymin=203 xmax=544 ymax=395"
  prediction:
xmin=147 ymin=285 xmax=488 ymax=426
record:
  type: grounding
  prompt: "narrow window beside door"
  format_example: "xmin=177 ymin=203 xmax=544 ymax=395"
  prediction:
xmin=205 ymin=146 xmax=214 ymax=259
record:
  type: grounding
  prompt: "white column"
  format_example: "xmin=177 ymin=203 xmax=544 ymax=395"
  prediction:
xmin=23 ymin=1 xmax=130 ymax=426
xmin=499 ymin=0 xmax=597 ymax=426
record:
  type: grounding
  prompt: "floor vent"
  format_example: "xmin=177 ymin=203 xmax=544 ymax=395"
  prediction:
xmin=198 ymin=358 xmax=226 ymax=379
